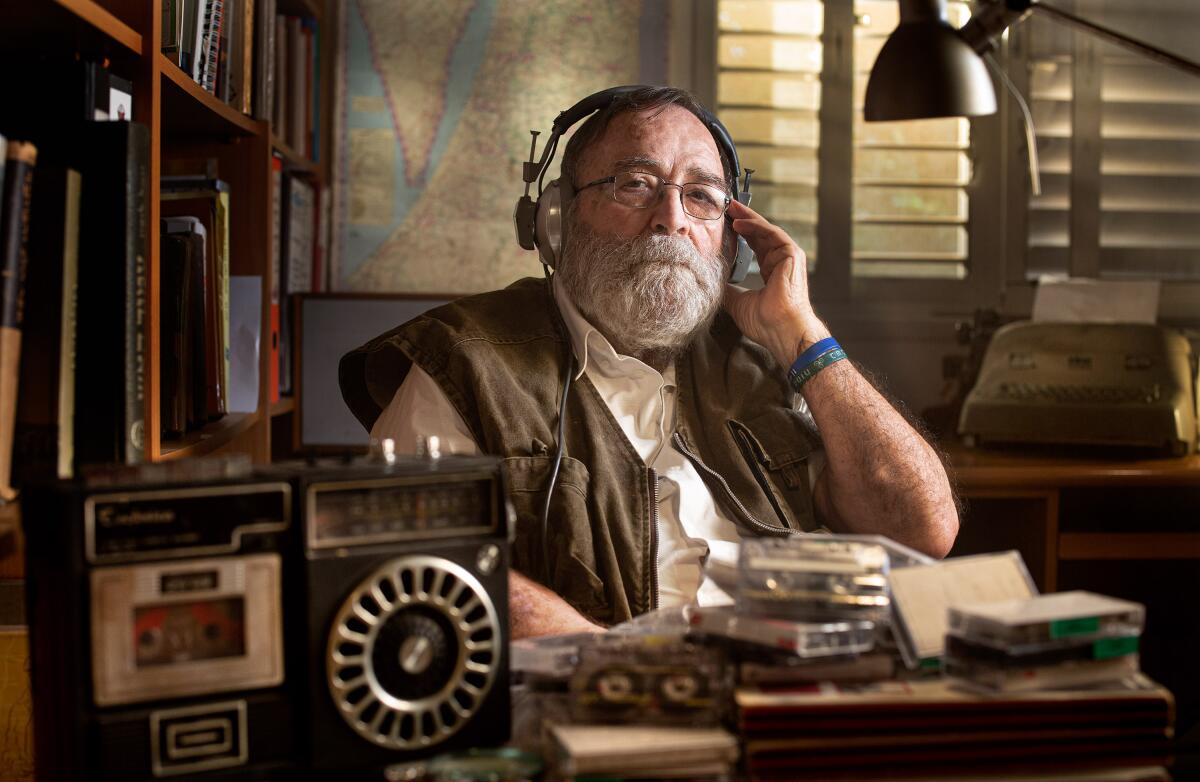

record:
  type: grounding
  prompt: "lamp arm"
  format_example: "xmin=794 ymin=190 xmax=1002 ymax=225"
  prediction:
xmin=1031 ymin=2 xmax=1200 ymax=79
xmin=962 ymin=0 xmax=1200 ymax=79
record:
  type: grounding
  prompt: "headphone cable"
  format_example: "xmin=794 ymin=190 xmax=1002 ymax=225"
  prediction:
xmin=541 ymin=339 xmax=574 ymax=585
xmin=540 ymin=268 xmax=574 ymax=585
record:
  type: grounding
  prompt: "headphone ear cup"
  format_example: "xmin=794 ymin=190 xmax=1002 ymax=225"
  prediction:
xmin=729 ymin=236 xmax=755 ymax=284
xmin=535 ymin=178 xmax=575 ymax=269
xmin=535 ymin=180 xmax=564 ymax=268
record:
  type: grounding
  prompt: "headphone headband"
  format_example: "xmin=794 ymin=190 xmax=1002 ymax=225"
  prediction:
xmin=513 ymin=85 xmax=755 ymax=283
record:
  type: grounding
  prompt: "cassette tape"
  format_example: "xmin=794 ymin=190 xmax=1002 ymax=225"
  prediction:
xmin=945 ymin=653 xmax=1141 ymax=694
xmin=568 ymin=636 xmax=726 ymax=725
xmin=90 ymin=553 xmax=285 ymax=706
xmin=735 ymin=537 xmax=891 ymax=621
xmin=687 ymin=605 xmax=876 ymax=659
xmin=947 ymin=591 xmax=1145 ymax=648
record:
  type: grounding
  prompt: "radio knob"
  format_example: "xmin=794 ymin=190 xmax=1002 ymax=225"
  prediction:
xmin=476 ymin=543 xmax=501 ymax=576
xmin=372 ymin=609 xmax=457 ymax=701
xmin=417 ymin=435 xmax=442 ymax=460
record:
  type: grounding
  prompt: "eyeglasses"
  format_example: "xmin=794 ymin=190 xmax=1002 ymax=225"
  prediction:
xmin=576 ymin=171 xmax=731 ymax=221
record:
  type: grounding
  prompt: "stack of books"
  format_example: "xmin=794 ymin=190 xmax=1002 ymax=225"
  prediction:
xmin=162 ymin=0 xmax=322 ymax=159
xmin=735 ymin=675 xmax=1174 ymax=780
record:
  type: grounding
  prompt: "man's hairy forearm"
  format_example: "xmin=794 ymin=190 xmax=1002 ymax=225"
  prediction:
xmin=805 ymin=360 xmax=959 ymax=558
xmin=509 ymin=570 xmax=606 ymax=640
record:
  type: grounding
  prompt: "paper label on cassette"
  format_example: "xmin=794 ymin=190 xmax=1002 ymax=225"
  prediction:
xmin=91 ymin=553 xmax=285 ymax=706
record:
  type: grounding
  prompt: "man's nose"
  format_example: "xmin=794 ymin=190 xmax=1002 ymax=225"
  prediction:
xmin=650 ymin=184 xmax=690 ymax=237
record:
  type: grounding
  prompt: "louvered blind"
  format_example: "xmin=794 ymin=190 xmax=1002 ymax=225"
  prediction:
xmin=1025 ymin=1 xmax=1200 ymax=280
xmin=852 ymin=1 xmax=973 ymax=279
xmin=716 ymin=0 xmax=823 ymax=270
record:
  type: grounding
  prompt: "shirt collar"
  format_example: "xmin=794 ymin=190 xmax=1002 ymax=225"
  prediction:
xmin=551 ymin=274 xmax=673 ymax=385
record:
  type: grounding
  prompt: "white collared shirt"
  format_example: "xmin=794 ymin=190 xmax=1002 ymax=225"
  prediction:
xmin=371 ymin=279 xmax=819 ymax=609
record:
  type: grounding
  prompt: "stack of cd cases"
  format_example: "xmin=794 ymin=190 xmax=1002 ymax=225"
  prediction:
xmin=688 ymin=536 xmax=890 ymax=660
xmin=944 ymin=591 xmax=1145 ymax=693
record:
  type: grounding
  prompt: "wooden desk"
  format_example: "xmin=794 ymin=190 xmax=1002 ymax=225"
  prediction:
xmin=946 ymin=444 xmax=1200 ymax=735
xmin=948 ymin=445 xmax=1200 ymax=590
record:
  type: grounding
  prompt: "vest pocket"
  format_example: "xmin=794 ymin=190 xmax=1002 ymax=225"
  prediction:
xmin=501 ymin=455 xmax=608 ymax=619
xmin=728 ymin=408 xmax=820 ymax=532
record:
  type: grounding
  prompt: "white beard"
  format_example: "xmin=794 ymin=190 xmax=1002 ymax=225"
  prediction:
xmin=556 ymin=221 xmax=727 ymax=359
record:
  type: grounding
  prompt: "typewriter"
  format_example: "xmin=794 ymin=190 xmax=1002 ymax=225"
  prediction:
xmin=957 ymin=322 xmax=1197 ymax=455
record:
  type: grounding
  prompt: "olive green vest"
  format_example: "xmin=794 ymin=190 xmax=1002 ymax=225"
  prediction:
xmin=340 ymin=277 xmax=821 ymax=624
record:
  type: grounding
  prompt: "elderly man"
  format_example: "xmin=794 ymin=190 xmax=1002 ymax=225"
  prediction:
xmin=343 ymin=86 xmax=958 ymax=639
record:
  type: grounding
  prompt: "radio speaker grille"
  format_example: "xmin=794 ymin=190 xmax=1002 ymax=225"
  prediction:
xmin=326 ymin=555 xmax=500 ymax=749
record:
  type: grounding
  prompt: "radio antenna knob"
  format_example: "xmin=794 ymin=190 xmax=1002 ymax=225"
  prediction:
xmin=417 ymin=435 xmax=442 ymax=460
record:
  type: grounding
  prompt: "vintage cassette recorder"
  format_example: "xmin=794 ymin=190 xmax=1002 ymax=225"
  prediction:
xmin=23 ymin=459 xmax=294 ymax=781
xmin=25 ymin=449 xmax=512 ymax=780
xmin=284 ymin=448 xmax=512 ymax=772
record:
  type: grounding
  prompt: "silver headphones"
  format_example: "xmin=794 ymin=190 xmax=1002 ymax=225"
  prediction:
xmin=512 ymin=85 xmax=756 ymax=283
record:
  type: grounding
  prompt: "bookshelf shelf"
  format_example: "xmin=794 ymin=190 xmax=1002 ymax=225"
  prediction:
xmin=159 ymin=412 xmax=261 ymax=460
xmin=159 ymin=54 xmax=263 ymax=137
xmin=272 ymin=135 xmax=320 ymax=176
xmin=278 ymin=0 xmax=322 ymax=20
xmin=270 ymin=397 xmax=296 ymax=417
xmin=4 ymin=0 xmax=142 ymax=65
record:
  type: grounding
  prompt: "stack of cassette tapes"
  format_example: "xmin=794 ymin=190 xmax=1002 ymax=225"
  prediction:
xmin=944 ymin=590 xmax=1146 ymax=693
xmin=687 ymin=537 xmax=890 ymax=677
xmin=567 ymin=635 xmax=727 ymax=726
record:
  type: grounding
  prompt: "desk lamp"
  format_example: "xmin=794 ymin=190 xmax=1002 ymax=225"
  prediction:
xmin=863 ymin=0 xmax=1200 ymax=192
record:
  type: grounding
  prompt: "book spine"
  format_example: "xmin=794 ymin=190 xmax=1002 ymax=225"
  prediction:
xmin=287 ymin=17 xmax=304 ymax=153
xmin=15 ymin=168 xmax=80 ymax=483
xmin=217 ymin=192 xmax=230 ymax=415
xmin=273 ymin=14 xmax=287 ymax=136
xmin=0 ymin=142 xmax=37 ymax=500
xmin=208 ymin=0 xmax=226 ymax=93
xmin=240 ymin=0 xmax=255 ymax=113
xmin=269 ymin=155 xmax=281 ymax=402
xmin=125 ymin=126 xmax=149 ymax=464
xmin=190 ymin=0 xmax=208 ymax=81
xmin=58 ymin=173 xmax=80 ymax=478
xmin=252 ymin=0 xmax=270 ymax=119
xmin=303 ymin=18 xmax=314 ymax=160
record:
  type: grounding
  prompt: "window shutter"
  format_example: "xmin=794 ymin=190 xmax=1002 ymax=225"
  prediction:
xmin=1024 ymin=1 xmax=1200 ymax=280
xmin=852 ymin=1 xmax=974 ymax=279
xmin=716 ymin=0 xmax=824 ymax=270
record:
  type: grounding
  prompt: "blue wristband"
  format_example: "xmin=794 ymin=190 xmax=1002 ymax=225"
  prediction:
xmin=794 ymin=337 xmax=840 ymax=370
xmin=787 ymin=338 xmax=846 ymax=392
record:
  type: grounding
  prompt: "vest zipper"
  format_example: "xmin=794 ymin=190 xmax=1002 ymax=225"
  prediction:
xmin=671 ymin=432 xmax=791 ymax=538
xmin=648 ymin=467 xmax=660 ymax=612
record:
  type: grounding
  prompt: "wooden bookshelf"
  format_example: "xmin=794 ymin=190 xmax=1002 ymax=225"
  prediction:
xmin=7 ymin=0 xmax=334 ymax=467
xmin=159 ymin=55 xmax=263 ymax=136
xmin=3 ymin=0 xmax=142 ymax=64
xmin=272 ymin=134 xmax=320 ymax=176
xmin=270 ymin=396 xmax=296 ymax=417
xmin=160 ymin=412 xmax=261 ymax=460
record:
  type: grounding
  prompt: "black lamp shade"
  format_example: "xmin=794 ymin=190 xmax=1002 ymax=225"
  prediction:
xmin=864 ymin=20 xmax=998 ymax=121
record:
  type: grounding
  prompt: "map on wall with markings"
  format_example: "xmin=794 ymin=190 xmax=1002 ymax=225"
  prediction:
xmin=336 ymin=0 xmax=646 ymax=293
